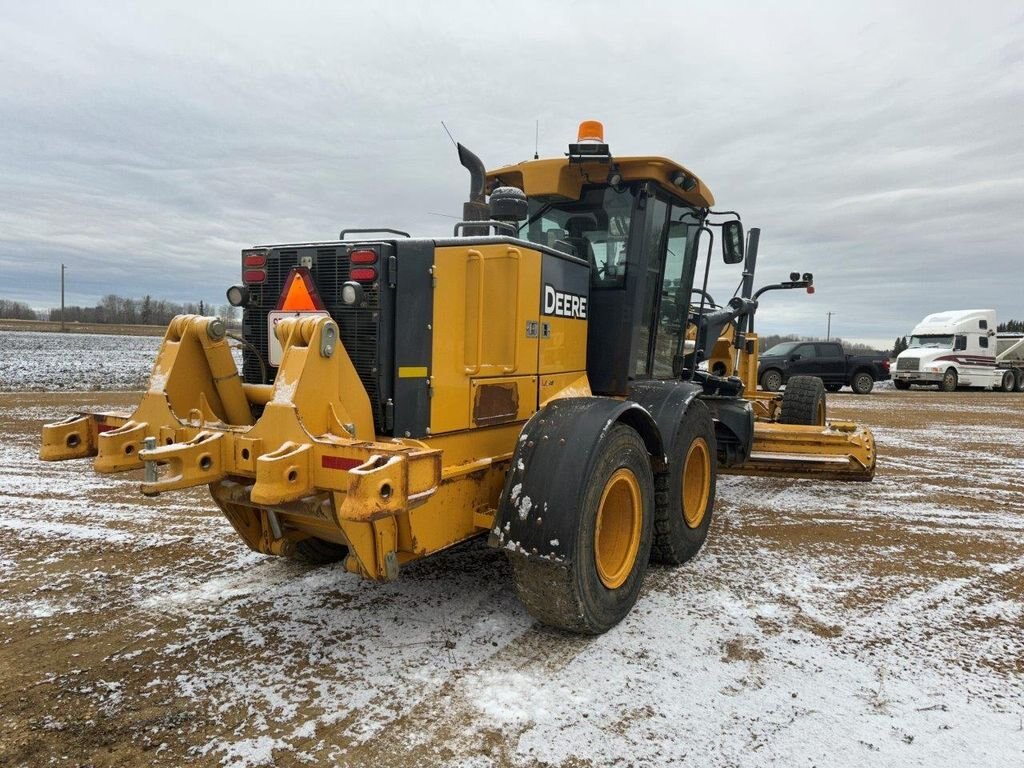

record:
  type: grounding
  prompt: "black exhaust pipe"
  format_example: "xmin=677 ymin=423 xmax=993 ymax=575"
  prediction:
xmin=458 ymin=143 xmax=486 ymax=204
xmin=457 ymin=143 xmax=489 ymax=234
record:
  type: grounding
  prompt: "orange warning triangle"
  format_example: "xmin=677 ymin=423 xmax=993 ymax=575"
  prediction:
xmin=276 ymin=267 xmax=326 ymax=312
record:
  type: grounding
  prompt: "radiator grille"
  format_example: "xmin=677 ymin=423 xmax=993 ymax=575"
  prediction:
xmin=242 ymin=245 xmax=385 ymax=429
xmin=896 ymin=357 xmax=920 ymax=371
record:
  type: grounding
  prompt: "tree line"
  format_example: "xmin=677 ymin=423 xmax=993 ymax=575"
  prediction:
xmin=0 ymin=295 xmax=238 ymax=325
xmin=0 ymin=299 xmax=37 ymax=320
xmin=758 ymin=334 xmax=886 ymax=356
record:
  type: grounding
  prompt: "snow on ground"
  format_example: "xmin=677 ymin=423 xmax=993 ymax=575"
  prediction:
xmin=1 ymin=380 xmax=1023 ymax=765
xmin=0 ymin=331 xmax=242 ymax=392
xmin=0 ymin=331 xmax=162 ymax=391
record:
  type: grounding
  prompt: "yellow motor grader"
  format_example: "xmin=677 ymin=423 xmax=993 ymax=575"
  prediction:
xmin=40 ymin=122 xmax=874 ymax=634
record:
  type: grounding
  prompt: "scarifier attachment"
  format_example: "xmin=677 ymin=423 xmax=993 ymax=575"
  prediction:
xmin=721 ymin=420 xmax=876 ymax=481
xmin=40 ymin=312 xmax=445 ymax=581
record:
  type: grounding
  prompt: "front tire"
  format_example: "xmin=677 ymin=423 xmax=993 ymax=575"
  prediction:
xmin=509 ymin=423 xmax=654 ymax=634
xmin=850 ymin=371 xmax=874 ymax=394
xmin=651 ymin=400 xmax=717 ymax=566
xmin=825 ymin=382 xmax=843 ymax=393
xmin=289 ymin=537 xmax=349 ymax=565
xmin=894 ymin=379 xmax=911 ymax=390
xmin=940 ymin=368 xmax=958 ymax=392
xmin=760 ymin=369 xmax=783 ymax=392
xmin=779 ymin=376 xmax=826 ymax=426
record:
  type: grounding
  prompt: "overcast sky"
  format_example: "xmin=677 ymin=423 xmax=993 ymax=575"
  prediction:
xmin=1 ymin=1 xmax=1021 ymax=345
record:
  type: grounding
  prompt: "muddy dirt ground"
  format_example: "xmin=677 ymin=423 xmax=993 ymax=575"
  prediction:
xmin=1 ymin=390 xmax=1022 ymax=767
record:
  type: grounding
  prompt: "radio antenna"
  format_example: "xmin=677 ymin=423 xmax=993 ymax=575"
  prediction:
xmin=441 ymin=120 xmax=458 ymax=148
xmin=534 ymin=120 xmax=539 ymax=159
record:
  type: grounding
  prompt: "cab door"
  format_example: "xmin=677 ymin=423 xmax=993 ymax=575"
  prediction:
xmin=786 ymin=343 xmax=818 ymax=378
xmin=814 ymin=342 xmax=847 ymax=381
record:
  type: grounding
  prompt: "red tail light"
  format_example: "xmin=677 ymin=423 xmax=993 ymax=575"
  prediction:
xmin=351 ymin=267 xmax=377 ymax=282
xmin=242 ymin=249 xmax=268 ymax=283
xmin=882 ymin=358 xmax=891 ymax=372
xmin=351 ymin=249 xmax=377 ymax=264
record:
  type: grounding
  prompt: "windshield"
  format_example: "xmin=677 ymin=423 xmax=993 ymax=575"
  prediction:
xmin=909 ymin=334 xmax=953 ymax=349
xmin=763 ymin=342 xmax=800 ymax=356
xmin=521 ymin=185 xmax=635 ymax=287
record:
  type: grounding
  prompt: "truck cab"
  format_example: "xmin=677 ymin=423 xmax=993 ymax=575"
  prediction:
xmin=894 ymin=309 xmax=998 ymax=390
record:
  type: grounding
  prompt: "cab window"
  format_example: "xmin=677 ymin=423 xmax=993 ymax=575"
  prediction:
xmin=632 ymin=197 xmax=669 ymax=376
xmin=641 ymin=203 xmax=703 ymax=378
xmin=521 ymin=185 xmax=635 ymax=288
xmin=794 ymin=343 xmax=817 ymax=358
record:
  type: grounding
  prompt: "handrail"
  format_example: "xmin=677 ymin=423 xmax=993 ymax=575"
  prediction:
xmin=464 ymin=249 xmax=485 ymax=375
xmin=503 ymin=247 xmax=521 ymax=373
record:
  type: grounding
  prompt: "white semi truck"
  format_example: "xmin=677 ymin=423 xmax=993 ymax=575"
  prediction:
xmin=893 ymin=309 xmax=1024 ymax=392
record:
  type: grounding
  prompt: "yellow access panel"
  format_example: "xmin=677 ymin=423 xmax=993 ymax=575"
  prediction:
xmin=430 ymin=244 xmax=541 ymax=434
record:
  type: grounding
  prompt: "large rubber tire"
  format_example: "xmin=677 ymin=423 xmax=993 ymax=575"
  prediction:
xmin=288 ymin=537 xmax=349 ymax=565
xmin=779 ymin=376 xmax=826 ymax=426
xmin=998 ymin=370 xmax=1015 ymax=392
xmin=651 ymin=400 xmax=717 ymax=566
xmin=940 ymin=368 xmax=958 ymax=392
xmin=850 ymin=371 xmax=874 ymax=395
xmin=509 ymin=424 xmax=654 ymax=634
xmin=894 ymin=380 xmax=911 ymax=390
xmin=825 ymin=382 xmax=843 ymax=393
xmin=760 ymin=369 xmax=783 ymax=392
xmin=1014 ymin=369 xmax=1024 ymax=393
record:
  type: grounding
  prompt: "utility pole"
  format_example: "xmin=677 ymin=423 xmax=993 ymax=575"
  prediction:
xmin=60 ymin=264 xmax=66 ymax=332
xmin=826 ymin=311 xmax=835 ymax=341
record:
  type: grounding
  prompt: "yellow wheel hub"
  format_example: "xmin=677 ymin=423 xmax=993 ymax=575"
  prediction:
xmin=682 ymin=437 xmax=711 ymax=529
xmin=594 ymin=468 xmax=642 ymax=589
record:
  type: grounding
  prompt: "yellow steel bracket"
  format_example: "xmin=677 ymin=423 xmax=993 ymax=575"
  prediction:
xmin=76 ymin=314 xmax=250 ymax=474
xmin=339 ymin=454 xmax=413 ymax=523
xmin=139 ymin=431 xmax=230 ymax=496
xmin=40 ymin=414 xmax=100 ymax=461
xmin=251 ymin=441 xmax=314 ymax=505
xmin=250 ymin=437 xmax=442 ymax=510
xmin=252 ymin=315 xmax=374 ymax=442
xmin=95 ymin=420 xmax=150 ymax=473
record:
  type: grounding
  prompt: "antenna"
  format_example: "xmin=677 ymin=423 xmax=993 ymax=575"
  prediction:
xmin=534 ymin=120 xmax=539 ymax=160
xmin=441 ymin=120 xmax=457 ymax=148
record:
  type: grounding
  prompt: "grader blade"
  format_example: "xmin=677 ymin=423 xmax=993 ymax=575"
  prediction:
xmin=722 ymin=420 xmax=876 ymax=481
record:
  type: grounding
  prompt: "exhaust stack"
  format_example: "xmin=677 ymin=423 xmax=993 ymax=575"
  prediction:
xmin=457 ymin=143 xmax=489 ymax=234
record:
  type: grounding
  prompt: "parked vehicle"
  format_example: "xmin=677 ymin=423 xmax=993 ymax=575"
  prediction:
xmin=758 ymin=341 xmax=890 ymax=394
xmin=893 ymin=310 xmax=1024 ymax=392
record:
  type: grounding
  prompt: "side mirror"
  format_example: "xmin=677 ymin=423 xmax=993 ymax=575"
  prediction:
xmin=790 ymin=354 xmax=802 ymax=361
xmin=722 ymin=220 xmax=744 ymax=264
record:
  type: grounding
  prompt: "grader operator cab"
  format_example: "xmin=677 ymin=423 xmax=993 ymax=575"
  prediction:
xmin=41 ymin=122 xmax=875 ymax=634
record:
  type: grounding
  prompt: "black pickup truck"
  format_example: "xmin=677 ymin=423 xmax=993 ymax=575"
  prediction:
xmin=758 ymin=341 xmax=891 ymax=394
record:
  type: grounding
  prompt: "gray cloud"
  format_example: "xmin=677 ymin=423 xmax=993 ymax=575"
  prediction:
xmin=1 ymin=1 xmax=1021 ymax=346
